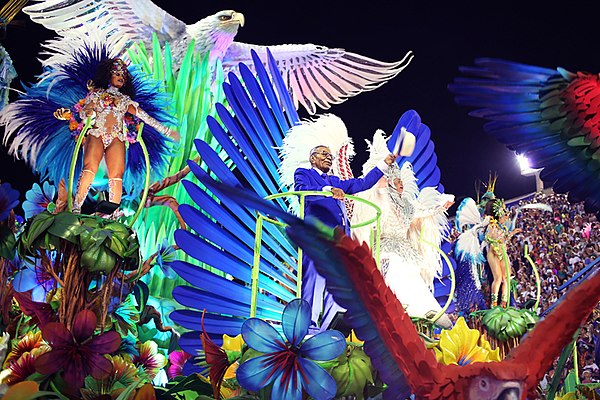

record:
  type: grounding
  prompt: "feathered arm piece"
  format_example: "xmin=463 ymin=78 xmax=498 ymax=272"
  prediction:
xmin=408 ymin=187 xmax=454 ymax=287
xmin=130 ymin=104 xmax=172 ymax=137
xmin=508 ymin=203 xmax=552 ymax=232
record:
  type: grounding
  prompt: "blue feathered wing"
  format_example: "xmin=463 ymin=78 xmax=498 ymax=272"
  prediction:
xmin=449 ymin=58 xmax=600 ymax=214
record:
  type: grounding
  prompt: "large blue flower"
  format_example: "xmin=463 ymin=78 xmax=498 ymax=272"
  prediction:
xmin=22 ymin=182 xmax=56 ymax=220
xmin=237 ymin=299 xmax=345 ymax=400
xmin=0 ymin=182 xmax=19 ymax=222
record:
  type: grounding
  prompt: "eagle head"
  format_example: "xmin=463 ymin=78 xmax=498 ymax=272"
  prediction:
xmin=189 ymin=10 xmax=245 ymax=59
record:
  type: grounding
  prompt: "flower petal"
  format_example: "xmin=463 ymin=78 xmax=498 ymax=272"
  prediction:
xmin=34 ymin=349 xmax=67 ymax=375
xmin=3 ymin=381 xmax=40 ymax=400
xmin=297 ymin=357 xmax=337 ymax=400
xmin=87 ymin=353 xmax=113 ymax=380
xmin=41 ymin=322 xmax=72 ymax=347
xmin=12 ymin=268 xmax=38 ymax=293
xmin=63 ymin=358 xmax=86 ymax=389
xmin=31 ymin=286 xmax=47 ymax=303
xmin=236 ymin=355 xmax=279 ymax=391
xmin=134 ymin=383 xmax=157 ymax=400
xmin=42 ymin=181 xmax=56 ymax=201
xmin=299 ymin=330 xmax=346 ymax=361
xmin=87 ymin=331 xmax=121 ymax=354
xmin=72 ymin=310 xmax=97 ymax=342
xmin=282 ymin=299 xmax=311 ymax=347
xmin=241 ymin=318 xmax=285 ymax=353
xmin=272 ymin=369 xmax=302 ymax=400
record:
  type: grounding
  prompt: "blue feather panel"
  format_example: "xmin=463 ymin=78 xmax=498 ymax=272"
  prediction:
xmin=172 ymin=50 xmax=302 ymax=362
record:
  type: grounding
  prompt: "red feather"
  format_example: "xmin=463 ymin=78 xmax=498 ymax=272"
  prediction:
xmin=562 ymin=72 xmax=600 ymax=148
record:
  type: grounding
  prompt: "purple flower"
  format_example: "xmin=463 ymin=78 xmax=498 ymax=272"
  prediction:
xmin=22 ymin=182 xmax=55 ymax=220
xmin=12 ymin=255 xmax=56 ymax=302
xmin=0 ymin=182 xmax=19 ymax=222
xmin=237 ymin=299 xmax=346 ymax=400
xmin=34 ymin=310 xmax=121 ymax=390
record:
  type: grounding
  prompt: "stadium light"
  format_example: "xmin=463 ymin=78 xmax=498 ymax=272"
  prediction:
xmin=516 ymin=153 xmax=544 ymax=192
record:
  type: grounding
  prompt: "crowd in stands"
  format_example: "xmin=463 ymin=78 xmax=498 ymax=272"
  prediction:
xmin=474 ymin=192 xmax=600 ymax=387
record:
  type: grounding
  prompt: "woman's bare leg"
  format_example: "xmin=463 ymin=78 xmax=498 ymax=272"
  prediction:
xmin=105 ymin=139 xmax=126 ymax=205
xmin=488 ymin=252 xmax=503 ymax=307
xmin=73 ymin=136 xmax=103 ymax=213
xmin=500 ymin=257 xmax=510 ymax=308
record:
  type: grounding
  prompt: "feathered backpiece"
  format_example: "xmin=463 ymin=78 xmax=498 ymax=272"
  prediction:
xmin=1 ymin=36 xmax=176 ymax=197
xmin=278 ymin=113 xmax=354 ymax=198
xmin=489 ymin=197 xmax=508 ymax=219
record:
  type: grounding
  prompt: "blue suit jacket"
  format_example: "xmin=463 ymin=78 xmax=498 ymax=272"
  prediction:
xmin=294 ymin=167 xmax=384 ymax=233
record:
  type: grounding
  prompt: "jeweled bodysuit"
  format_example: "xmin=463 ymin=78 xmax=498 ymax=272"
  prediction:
xmin=80 ymin=86 xmax=169 ymax=148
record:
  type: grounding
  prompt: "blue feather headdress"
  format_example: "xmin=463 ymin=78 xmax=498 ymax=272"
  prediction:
xmin=1 ymin=42 xmax=176 ymax=197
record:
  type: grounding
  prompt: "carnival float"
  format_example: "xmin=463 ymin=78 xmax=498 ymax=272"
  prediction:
xmin=0 ymin=1 xmax=598 ymax=399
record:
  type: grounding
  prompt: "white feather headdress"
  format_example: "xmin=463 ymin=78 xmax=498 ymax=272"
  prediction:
xmin=278 ymin=113 xmax=354 ymax=190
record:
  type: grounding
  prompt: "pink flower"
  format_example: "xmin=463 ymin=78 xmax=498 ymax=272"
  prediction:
xmin=167 ymin=350 xmax=192 ymax=379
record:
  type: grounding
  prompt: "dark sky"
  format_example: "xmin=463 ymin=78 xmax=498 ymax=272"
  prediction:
xmin=2 ymin=1 xmax=600 ymax=207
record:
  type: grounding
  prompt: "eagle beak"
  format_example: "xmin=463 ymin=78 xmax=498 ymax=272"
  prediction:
xmin=232 ymin=12 xmax=245 ymax=27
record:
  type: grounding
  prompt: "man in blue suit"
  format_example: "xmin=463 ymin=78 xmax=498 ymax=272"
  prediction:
xmin=294 ymin=145 xmax=397 ymax=330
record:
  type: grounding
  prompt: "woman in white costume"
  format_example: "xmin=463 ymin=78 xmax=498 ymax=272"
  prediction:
xmin=352 ymin=130 xmax=454 ymax=327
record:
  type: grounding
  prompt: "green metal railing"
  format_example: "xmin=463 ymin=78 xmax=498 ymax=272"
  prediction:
xmin=128 ymin=123 xmax=151 ymax=227
xmin=418 ymin=230 xmax=456 ymax=325
xmin=249 ymin=191 xmax=457 ymax=326
xmin=523 ymin=244 xmax=542 ymax=311
xmin=67 ymin=117 xmax=93 ymax=212
xmin=249 ymin=191 xmax=382 ymax=318
xmin=67 ymin=119 xmax=151 ymax=228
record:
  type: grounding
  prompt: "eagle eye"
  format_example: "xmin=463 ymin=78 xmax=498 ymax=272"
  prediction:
xmin=218 ymin=15 xmax=232 ymax=21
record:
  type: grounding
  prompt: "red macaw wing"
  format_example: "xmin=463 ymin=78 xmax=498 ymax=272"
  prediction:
xmin=504 ymin=266 xmax=600 ymax=395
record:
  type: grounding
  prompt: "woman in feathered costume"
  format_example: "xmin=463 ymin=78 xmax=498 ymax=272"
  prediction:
xmin=1 ymin=40 xmax=178 ymax=217
xmin=481 ymin=197 xmax=521 ymax=307
xmin=352 ymin=130 xmax=454 ymax=327
xmin=455 ymin=182 xmax=525 ymax=309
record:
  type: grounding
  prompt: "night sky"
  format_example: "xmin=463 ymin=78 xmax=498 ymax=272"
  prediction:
xmin=2 ymin=1 xmax=600 ymax=210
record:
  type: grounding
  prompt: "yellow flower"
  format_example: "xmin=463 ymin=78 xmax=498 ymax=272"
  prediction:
xmin=436 ymin=317 xmax=500 ymax=366
xmin=198 ymin=371 xmax=241 ymax=399
xmin=221 ymin=334 xmax=244 ymax=352
xmin=4 ymin=332 xmax=43 ymax=367
xmin=223 ymin=361 xmax=238 ymax=380
xmin=554 ymin=393 xmax=577 ymax=400
xmin=346 ymin=329 xmax=364 ymax=345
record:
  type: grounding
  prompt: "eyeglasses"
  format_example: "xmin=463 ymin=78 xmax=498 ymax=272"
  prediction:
xmin=312 ymin=150 xmax=333 ymax=159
